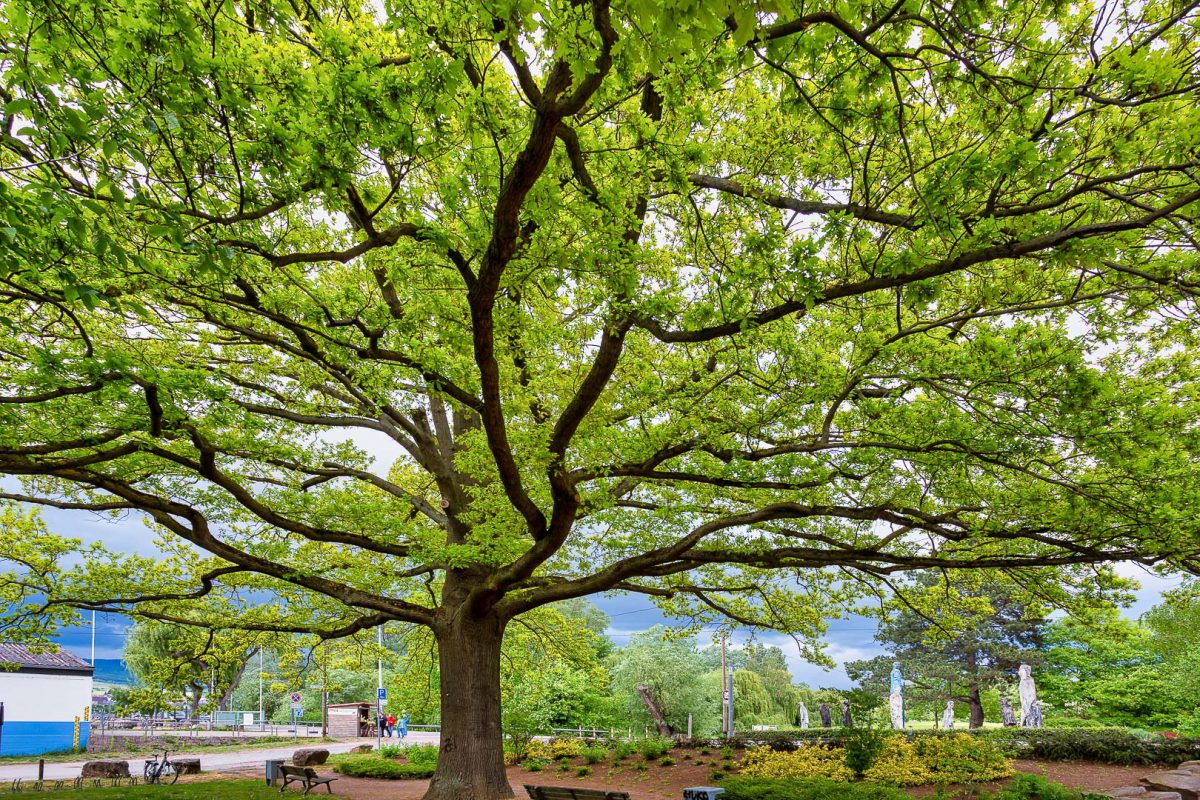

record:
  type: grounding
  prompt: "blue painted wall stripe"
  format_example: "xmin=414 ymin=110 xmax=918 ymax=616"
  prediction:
xmin=0 ymin=721 xmax=90 ymax=756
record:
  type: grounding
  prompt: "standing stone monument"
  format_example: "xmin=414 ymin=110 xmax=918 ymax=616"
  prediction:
xmin=889 ymin=662 xmax=905 ymax=730
xmin=941 ymin=700 xmax=955 ymax=730
xmin=1027 ymin=699 xmax=1043 ymax=728
xmin=1000 ymin=697 xmax=1017 ymax=727
xmin=819 ymin=702 xmax=832 ymax=728
xmin=798 ymin=702 xmax=809 ymax=729
xmin=1018 ymin=663 xmax=1042 ymax=728
xmin=841 ymin=699 xmax=852 ymax=728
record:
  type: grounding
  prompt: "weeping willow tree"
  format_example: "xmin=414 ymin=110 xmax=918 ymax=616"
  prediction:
xmin=1 ymin=0 xmax=1199 ymax=796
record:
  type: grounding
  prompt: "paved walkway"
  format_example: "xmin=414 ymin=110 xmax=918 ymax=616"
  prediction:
xmin=0 ymin=732 xmax=441 ymax=781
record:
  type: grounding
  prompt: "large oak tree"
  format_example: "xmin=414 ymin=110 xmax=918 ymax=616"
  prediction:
xmin=2 ymin=0 xmax=1199 ymax=796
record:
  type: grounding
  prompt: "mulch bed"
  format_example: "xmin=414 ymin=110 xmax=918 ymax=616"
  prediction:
xmin=230 ymin=756 xmax=1153 ymax=799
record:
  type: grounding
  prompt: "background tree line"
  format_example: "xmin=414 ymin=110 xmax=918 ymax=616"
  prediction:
xmin=112 ymin=579 xmax=1200 ymax=736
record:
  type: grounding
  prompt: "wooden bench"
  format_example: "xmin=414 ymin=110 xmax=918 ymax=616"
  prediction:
xmin=279 ymin=765 xmax=337 ymax=795
xmin=524 ymin=786 xmax=631 ymax=800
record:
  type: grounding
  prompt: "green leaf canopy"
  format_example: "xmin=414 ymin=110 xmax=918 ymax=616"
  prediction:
xmin=1 ymin=0 xmax=1198 ymax=794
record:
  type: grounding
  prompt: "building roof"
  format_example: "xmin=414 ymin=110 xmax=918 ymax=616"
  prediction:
xmin=0 ymin=643 xmax=94 ymax=674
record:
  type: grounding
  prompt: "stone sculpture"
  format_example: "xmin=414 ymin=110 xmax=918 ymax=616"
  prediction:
xmin=1018 ymin=663 xmax=1042 ymax=727
xmin=798 ymin=702 xmax=809 ymax=729
xmin=889 ymin=662 xmax=905 ymax=730
xmin=819 ymin=702 xmax=832 ymax=728
xmin=1027 ymin=699 xmax=1043 ymax=728
xmin=842 ymin=699 xmax=852 ymax=728
xmin=941 ymin=700 xmax=955 ymax=730
xmin=1000 ymin=697 xmax=1017 ymax=727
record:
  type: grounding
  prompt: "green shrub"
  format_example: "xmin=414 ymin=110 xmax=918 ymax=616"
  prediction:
xmin=612 ymin=741 xmax=637 ymax=761
xmin=914 ymin=734 xmax=1013 ymax=783
xmin=709 ymin=769 xmax=726 ymax=781
xmin=639 ymin=737 xmax=672 ymax=760
xmin=521 ymin=759 xmax=545 ymax=772
xmin=738 ymin=745 xmax=854 ymax=781
xmin=334 ymin=756 xmax=436 ymax=780
xmin=979 ymin=728 xmax=1200 ymax=766
xmin=402 ymin=744 xmax=440 ymax=765
xmin=1043 ymin=717 xmax=1114 ymax=729
xmin=707 ymin=727 xmax=1200 ymax=767
xmin=581 ymin=746 xmax=607 ymax=765
xmin=576 ymin=766 xmax=591 ymax=777
xmin=721 ymin=745 xmax=735 ymax=759
xmin=659 ymin=756 xmax=675 ymax=766
xmin=719 ymin=777 xmax=909 ymax=800
xmin=843 ymin=726 xmax=888 ymax=777
xmin=378 ymin=744 xmax=403 ymax=759
xmin=979 ymin=773 xmax=1107 ymax=800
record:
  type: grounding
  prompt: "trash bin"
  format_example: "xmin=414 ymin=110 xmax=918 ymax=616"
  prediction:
xmin=265 ymin=759 xmax=285 ymax=786
xmin=682 ymin=788 xmax=725 ymax=800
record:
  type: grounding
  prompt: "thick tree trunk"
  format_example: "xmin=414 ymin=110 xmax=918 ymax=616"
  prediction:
xmin=968 ymin=685 xmax=985 ymax=729
xmin=423 ymin=612 xmax=513 ymax=800
xmin=636 ymin=685 xmax=673 ymax=737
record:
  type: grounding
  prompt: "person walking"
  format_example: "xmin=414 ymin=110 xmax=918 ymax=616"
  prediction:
xmin=386 ymin=713 xmax=397 ymax=737
xmin=376 ymin=712 xmax=386 ymax=737
xmin=398 ymin=712 xmax=410 ymax=739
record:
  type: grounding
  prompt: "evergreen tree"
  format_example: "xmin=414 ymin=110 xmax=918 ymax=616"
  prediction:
xmin=847 ymin=574 xmax=1049 ymax=728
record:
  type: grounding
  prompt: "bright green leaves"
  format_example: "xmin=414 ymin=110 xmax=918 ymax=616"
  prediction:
xmin=0 ymin=0 xmax=1196 ymax=668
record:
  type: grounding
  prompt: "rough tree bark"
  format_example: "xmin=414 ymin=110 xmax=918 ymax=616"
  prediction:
xmin=423 ymin=608 xmax=512 ymax=800
xmin=636 ymin=685 xmax=673 ymax=737
xmin=968 ymin=684 xmax=985 ymax=730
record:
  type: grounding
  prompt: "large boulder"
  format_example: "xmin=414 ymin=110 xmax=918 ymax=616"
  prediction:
xmin=1143 ymin=771 xmax=1200 ymax=800
xmin=172 ymin=757 xmax=201 ymax=775
xmin=292 ymin=748 xmax=329 ymax=767
xmin=1105 ymin=789 xmax=1184 ymax=800
xmin=1180 ymin=763 xmax=1200 ymax=772
xmin=81 ymin=760 xmax=130 ymax=779
xmin=349 ymin=744 xmax=374 ymax=754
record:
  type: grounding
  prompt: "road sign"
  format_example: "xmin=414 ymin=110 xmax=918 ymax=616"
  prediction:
xmin=722 ymin=690 xmax=730 ymax=702
xmin=290 ymin=692 xmax=302 ymax=704
xmin=377 ymin=687 xmax=387 ymax=700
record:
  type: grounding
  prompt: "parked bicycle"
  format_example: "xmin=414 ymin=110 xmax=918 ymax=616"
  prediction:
xmin=143 ymin=750 xmax=179 ymax=785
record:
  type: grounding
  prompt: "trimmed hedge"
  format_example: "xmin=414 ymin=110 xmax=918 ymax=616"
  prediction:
xmin=333 ymin=756 xmax=437 ymax=779
xmin=719 ymin=777 xmax=908 ymax=800
xmin=687 ymin=728 xmax=1200 ymax=766
xmin=982 ymin=728 xmax=1200 ymax=766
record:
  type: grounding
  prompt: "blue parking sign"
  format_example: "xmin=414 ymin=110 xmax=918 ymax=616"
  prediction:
xmin=377 ymin=687 xmax=387 ymax=700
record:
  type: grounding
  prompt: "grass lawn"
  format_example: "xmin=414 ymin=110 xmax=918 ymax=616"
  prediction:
xmin=0 ymin=749 xmax=89 ymax=765
xmin=10 ymin=778 xmax=347 ymax=798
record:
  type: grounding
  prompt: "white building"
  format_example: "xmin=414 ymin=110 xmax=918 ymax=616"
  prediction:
xmin=0 ymin=644 xmax=94 ymax=756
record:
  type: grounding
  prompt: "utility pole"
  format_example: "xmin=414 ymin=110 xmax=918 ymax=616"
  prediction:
xmin=720 ymin=632 xmax=727 ymax=736
xmin=376 ymin=624 xmax=383 ymax=752
xmin=90 ymin=611 xmax=95 ymax=665
xmin=258 ymin=648 xmax=264 ymax=731
xmin=321 ymin=655 xmax=329 ymax=738
xmin=726 ymin=671 xmax=735 ymax=736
